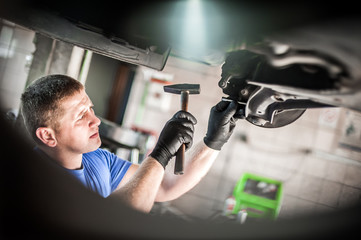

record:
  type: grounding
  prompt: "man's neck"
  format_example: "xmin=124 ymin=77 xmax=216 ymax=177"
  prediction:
xmin=37 ymin=146 xmax=83 ymax=170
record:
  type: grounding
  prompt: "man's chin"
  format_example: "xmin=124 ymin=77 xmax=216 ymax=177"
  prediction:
xmin=85 ymin=139 xmax=102 ymax=153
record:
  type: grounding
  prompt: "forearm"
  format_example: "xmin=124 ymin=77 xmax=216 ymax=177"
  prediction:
xmin=109 ymin=157 xmax=164 ymax=213
xmin=155 ymin=140 xmax=219 ymax=202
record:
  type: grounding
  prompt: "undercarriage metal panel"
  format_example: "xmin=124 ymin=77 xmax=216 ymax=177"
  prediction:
xmin=0 ymin=6 xmax=171 ymax=71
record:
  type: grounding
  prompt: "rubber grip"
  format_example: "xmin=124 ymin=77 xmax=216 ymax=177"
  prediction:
xmin=174 ymin=91 xmax=189 ymax=175
xmin=174 ymin=144 xmax=185 ymax=175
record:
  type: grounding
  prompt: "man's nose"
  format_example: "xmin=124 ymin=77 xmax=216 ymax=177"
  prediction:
xmin=89 ymin=111 xmax=101 ymax=127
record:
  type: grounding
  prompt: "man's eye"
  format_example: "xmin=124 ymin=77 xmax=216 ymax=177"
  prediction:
xmin=78 ymin=113 xmax=86 ymax=121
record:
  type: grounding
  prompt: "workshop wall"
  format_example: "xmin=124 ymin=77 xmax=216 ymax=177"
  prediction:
xmin=0 ymin=20 xmax=34 ymax=113
xmin=85 ymin=53 xmax=119 ymax=118
xmin=125 ymin=56 xmax=361 ymax=220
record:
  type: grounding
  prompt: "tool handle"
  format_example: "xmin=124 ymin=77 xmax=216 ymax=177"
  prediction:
xmin=174 ymin=144 xmax=185 ymax=175
xmin=174 ymin=91 xmax=189 ymax=175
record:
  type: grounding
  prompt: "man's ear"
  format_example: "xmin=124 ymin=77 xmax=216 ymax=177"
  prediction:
xmin=35 ymin=127 xmax=57 ymax=147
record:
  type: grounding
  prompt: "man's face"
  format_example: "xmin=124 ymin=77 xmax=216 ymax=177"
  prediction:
xmin=54 ymin=89 xmax=101 ymax=154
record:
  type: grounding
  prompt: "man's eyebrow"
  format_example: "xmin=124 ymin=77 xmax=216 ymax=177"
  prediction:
xmin=75 ymin=100 xmax=94 ymax=119
xmin=75 ymin=108 xmax=87 ymax=119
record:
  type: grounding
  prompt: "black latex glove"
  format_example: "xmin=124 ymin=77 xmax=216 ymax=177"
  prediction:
xmin=150 ymin=111 xmax=197 ymax=169
xmin=204 ymin=100 xmax=238 ymax=150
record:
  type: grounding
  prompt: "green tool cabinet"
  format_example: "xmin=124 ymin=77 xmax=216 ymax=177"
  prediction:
xmin=232 ymin=173 xmax=283 ymax=220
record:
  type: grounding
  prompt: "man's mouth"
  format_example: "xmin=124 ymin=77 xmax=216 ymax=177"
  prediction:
xmin=90 ymin=132 xmax=99 ymax=139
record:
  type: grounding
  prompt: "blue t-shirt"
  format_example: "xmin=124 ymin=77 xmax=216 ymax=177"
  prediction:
xmin=67 ymin=148 xmax=132 ymax=198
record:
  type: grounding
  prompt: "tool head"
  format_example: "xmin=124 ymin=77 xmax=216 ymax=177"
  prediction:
xmin=163 ymin=83 xmax=200 ymax=95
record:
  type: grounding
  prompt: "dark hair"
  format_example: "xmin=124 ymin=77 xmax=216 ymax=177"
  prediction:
xmin=21 ymin=74 xmax=84 ymax=144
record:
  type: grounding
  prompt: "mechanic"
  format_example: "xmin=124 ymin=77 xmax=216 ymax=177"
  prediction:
xmin=20 ymin=74 xmax=238 ymax=213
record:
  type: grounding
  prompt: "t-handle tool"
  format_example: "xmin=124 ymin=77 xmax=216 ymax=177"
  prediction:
xmin=163 ymin=83 xmax=201 ymax=175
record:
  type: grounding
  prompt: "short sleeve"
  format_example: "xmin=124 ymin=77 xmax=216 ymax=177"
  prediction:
xmin=99 ymin=149 xmax=132 ymax=192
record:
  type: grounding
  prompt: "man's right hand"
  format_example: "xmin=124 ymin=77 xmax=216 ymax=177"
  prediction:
xmin=150 ymin=111 xmax=197 ymax=169
xmin=204 ymin=100 xmax=238 ymax=150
